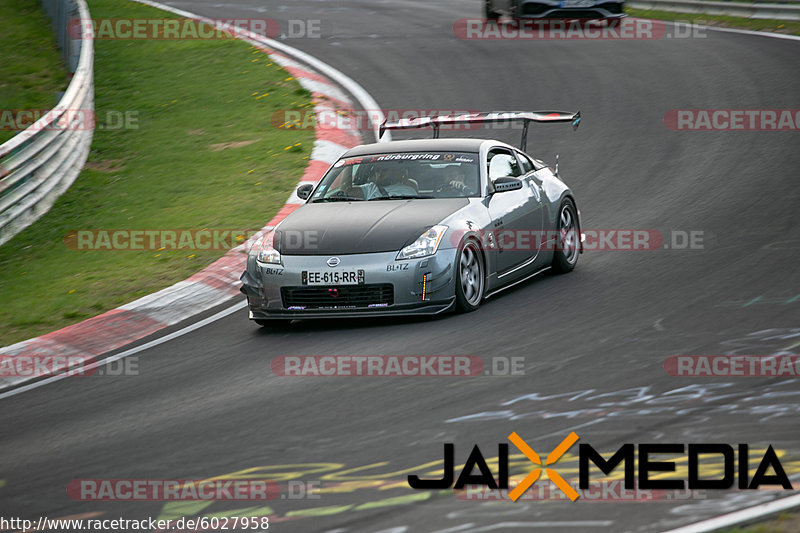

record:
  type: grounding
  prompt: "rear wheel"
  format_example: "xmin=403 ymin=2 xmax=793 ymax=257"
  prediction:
xmin=551 ymin=198 xmax=580 ymax=273
xmin=484 ymin=0 xmax=500 ymax=20
xmin=455 ymin=240 xmax=485 ymax=312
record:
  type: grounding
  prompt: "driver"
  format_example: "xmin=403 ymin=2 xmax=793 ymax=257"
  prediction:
xmin=438 ymin=164 xmax=472 ymax=194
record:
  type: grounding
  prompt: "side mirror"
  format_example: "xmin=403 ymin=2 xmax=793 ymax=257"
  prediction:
xmin=492 ymin=176 xmax=523 ymax=193
xmin=296 ymin=183 xmax=314 ymax=200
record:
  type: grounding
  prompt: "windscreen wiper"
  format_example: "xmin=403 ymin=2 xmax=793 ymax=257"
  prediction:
xmin=368 ymin=194 xmax=434 ymax=201
xmin=312 ymin=196 xmax=364 ymax=202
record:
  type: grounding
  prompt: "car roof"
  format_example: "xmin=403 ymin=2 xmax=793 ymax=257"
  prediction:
xmin=343 ymin=138 xmax=491 ymax=156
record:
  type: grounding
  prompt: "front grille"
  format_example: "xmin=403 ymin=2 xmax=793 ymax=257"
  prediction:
xmin=521 ymin=4 xmax=610 ymax=18
xmin=281 ymin=284 xmax=394 ymax=310
xmin=544 ymin=9 xmax=605 ymax=18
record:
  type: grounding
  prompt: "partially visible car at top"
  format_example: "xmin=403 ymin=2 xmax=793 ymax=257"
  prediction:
xmin=241 ymin=111 xmax=583 ymax=327
xmin=484 ymin=0 xmax=625 ymax=20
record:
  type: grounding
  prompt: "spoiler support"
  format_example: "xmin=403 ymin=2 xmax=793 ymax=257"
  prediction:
xmin=379 ymin=111 xmax=581 ymax=151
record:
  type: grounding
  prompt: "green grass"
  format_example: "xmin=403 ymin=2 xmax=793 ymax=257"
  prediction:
xmin=720 ymin=511 xmax=800 ymax=532
xmin=626 ymin=6 xmax=800 ymax=36
xmin=0 ymin=0 xmax=315 ymax=345
xmin=0 ymin=0 xmax=69 ymax=144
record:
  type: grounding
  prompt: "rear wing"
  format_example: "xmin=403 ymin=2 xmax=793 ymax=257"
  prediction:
xmin=379 ymin=111 xmax=581 ymax=151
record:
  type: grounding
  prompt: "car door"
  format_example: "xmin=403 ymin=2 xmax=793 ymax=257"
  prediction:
xmin=486 ymin=147 xmax=543 ymax=278
xmin=525 ymin=154 xmax=564 ymax=255
xmin=515 ymin=149 xmax=546 ymax=265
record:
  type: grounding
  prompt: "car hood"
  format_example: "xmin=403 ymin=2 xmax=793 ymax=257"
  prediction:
xmin=277 ymin=198 xmax=469 ymax=255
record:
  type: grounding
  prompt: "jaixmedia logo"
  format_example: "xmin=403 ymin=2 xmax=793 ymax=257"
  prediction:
xmin=407 ymin=433 xmax=793 ymax=501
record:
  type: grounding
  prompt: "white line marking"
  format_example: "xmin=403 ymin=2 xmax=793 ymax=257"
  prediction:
xmin=428 ymin=525 xmax=476 ymax=533
xmin=631 ymin=16 xmax=800 ymax=43
xmin=660 ymin=493 xmax=800 ymax=533
xmin=0 ymin=300 xmax=246 ymax=400
xmin=682 ymin=22 xmax=800 ymax=42
xmin=460 ymin=522 xmax=613 ymax=531
xmin=784 ymin=338 xmax=800 ymax=351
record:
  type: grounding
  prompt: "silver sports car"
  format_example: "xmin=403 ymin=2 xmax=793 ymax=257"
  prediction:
xmin=241 ymin=112 xmax=583 ymax=326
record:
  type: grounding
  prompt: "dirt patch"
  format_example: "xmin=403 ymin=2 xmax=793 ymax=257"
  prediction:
xmin=209 ymin=139 xmax=260 ymax=152
xmin=84 ymin=159 xmax=125 ymax=173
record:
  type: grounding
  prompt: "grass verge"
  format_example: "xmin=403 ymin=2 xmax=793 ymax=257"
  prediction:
xmin=626 ymin=6 xmax=800 ymax=36
xmin=0 ymin=0 xmax=316 ymax=345
xmin=0 ymin=0 xmax=69 ymax=144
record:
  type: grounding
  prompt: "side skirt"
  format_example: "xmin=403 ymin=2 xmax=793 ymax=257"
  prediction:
xmin=484 ymin=266 xmax=551 ymax=300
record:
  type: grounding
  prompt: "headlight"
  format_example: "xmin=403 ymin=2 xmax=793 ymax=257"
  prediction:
xmin=253 ymin=234 xmax=281 ymax=264
xmin=396 ymin=225 xmax=448 ymax=260
xmin=248 ymin=235 xmax=263 ymax=254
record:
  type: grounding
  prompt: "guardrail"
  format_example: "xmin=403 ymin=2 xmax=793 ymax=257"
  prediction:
xmin=628 ymin=0 xmax=800 ymax=20
xmin=0 ymin=0 xmax=94 ymax=247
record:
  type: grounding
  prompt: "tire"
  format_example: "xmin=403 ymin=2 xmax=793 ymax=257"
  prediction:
xmin=484 ymin=0 xmax=500 ymax=20
xmin=551 ymin=198 xmax=580 ymax=273
xmin=455 ymin=240 xmax=485 ymax=312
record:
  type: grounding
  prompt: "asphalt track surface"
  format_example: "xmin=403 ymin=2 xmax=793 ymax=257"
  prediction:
xmin=2 ymin=1 xmax=800 ymax=532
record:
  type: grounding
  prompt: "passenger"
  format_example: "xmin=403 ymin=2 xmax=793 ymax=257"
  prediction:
xmin=361 ymin=165 xmax=418 ymax=199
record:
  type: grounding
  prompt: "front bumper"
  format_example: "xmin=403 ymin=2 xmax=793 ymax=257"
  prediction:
xmin=516 ymin=0 xmax=625 ymax=18
xmin=241 ymin=249 xmax=458 ymax=320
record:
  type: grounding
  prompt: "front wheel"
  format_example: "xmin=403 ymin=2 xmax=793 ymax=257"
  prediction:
xmin=455 ymin=240 xmax=485 ymax=312
xmin=551 ymin=198 xmax=580 ymax=273
xmin=484 ymin=0 xmax=500 ymax=20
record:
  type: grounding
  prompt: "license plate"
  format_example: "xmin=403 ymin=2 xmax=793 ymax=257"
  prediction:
xmin=561 ymin=0 xmax=595 ymax=7
xmin=303 ymin=270 xmax=364 ymax=285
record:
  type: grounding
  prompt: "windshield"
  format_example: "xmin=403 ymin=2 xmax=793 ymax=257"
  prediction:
xmin=310 ymin=152 xmax=480 ymax=202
